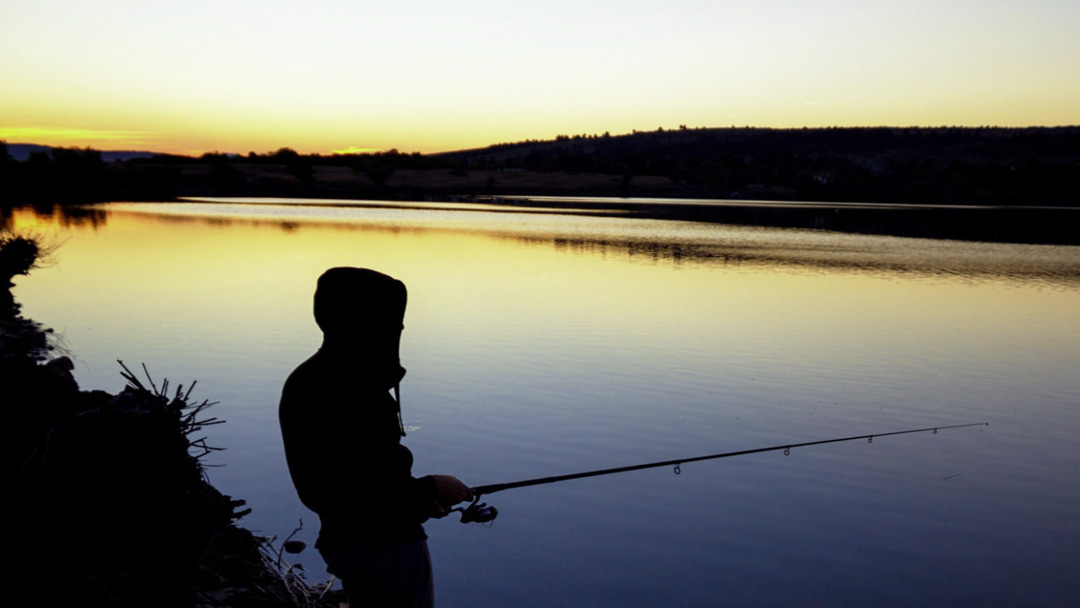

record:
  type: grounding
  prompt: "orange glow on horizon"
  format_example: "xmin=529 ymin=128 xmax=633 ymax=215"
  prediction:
xmin=2 ymin=2 xmax=1077 ymax=156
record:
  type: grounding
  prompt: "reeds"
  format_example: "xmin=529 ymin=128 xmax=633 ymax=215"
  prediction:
xmin=258 ymin=520 xmax=339 ymax=607
xmin=117 ymin=359 xmax=226 ymax=467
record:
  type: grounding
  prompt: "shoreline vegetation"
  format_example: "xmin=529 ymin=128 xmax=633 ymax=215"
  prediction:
xmin=0 ymin=232 xmax=342 ymax=607
xmin=3 ymin=126 xmax=1078 ymax=244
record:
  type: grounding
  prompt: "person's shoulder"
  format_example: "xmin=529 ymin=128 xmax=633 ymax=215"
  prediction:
xmin=284 ymin=350 xmax=332 ymax=382
xmin=280 ymin=352 xmax=327 ymax=403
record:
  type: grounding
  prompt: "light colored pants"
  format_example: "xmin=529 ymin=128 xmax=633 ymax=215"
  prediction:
xmin=324 ymin=540 xmax=434 ymax=608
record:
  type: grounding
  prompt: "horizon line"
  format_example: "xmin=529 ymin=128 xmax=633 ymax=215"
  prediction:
xmin=4 ymin=123 xmax=1079 ymax=158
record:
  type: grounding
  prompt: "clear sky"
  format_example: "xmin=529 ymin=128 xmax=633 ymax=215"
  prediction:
xmin=2 ymin=0 xmax=1078 ymax=155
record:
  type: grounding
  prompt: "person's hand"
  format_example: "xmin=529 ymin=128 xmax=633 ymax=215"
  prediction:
xmin=432 ymin=474 xmax=473 ymax=508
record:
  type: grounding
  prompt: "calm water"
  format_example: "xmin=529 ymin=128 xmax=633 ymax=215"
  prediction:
xmin=8 ymin=199 xmax=1080 ymax=607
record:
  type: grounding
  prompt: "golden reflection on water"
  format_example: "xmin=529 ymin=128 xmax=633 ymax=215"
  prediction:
xmin=9 ymin=201 xmax=1079 ymax=377
xmin=10 ymin=200 xmax=1080 ymax=285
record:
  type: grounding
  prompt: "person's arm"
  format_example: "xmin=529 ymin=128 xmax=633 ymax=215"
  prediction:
xmin=357 ymin=444 xmax=470 ymax=521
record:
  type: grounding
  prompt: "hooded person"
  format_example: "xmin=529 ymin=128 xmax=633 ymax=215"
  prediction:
xmin=279 ymin=267 xmax=472 ymax=608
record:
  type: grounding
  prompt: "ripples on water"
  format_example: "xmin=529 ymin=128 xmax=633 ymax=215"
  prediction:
xmin=105 ymin=198 xmax=1080 ymax=286
xmin=8 ymin=199 xmax=1080 ymax=607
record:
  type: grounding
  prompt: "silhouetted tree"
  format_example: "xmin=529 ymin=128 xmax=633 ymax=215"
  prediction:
xmin=271 ymin=147 xmax=301 ymax=163
xmin=50 ymin=146 xmax=103 ymax=172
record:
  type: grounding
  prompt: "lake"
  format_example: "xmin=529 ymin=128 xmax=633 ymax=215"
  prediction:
xmin=8 ymin=198 xmax=1080 ymax=607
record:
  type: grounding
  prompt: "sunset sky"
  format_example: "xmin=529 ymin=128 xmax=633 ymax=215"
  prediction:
xmin=2 ymin=0 xmax=1078 ymax=155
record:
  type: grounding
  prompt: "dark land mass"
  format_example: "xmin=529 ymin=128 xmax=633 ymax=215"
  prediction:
xmin=2 ymin=126 xmax=1079 ymax=243
xmin=6 ymin=143 xmax=155 ymax=163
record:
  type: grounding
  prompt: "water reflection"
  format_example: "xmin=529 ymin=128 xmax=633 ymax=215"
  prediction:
xmin=2 ymin=203 xmax=108 ymax=232
xmin=16 ymin=201 xmax=1077 ymax=285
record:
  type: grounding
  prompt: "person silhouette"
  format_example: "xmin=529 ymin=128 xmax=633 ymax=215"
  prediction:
xmin=279 ymin=267 xmax=472 ymax=607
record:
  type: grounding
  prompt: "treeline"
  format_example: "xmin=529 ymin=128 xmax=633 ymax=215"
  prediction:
xmin=0 ymin=142 xmax=439 ymax=203
xmin=1 ymin=143 xmax=120 ymax=203
xmin=3 ymin=126 xmax=1079 ymax=206
xmin=439 ymin=126 xmax=1080 ymax=205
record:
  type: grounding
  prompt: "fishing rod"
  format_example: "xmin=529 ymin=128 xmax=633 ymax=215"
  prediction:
xmin=455 ymin=422 xmax=988 ymax=524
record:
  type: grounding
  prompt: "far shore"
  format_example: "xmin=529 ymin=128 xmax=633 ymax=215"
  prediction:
xmin=169 ymin=194 xmax=1080 ymax=246
xmin=12 ymin=194 xmax=1077 ymax=246
xmin=5 ymin=126 xmax=1080 ymax=244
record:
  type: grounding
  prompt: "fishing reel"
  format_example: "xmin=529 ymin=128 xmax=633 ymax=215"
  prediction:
xmin=456 ymin=496 xmax=498 ymax=525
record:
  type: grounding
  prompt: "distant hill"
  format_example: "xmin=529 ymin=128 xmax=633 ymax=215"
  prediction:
xmin=437 ymin=126 xmax=1080 ymax=176
xmin=4 ymin=126 xmax=1079 ymax=209
xmin=5 ymin=143 xmax=155 ymax=162
xmin=433 ymin=126 xmax=1080 ymax=205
